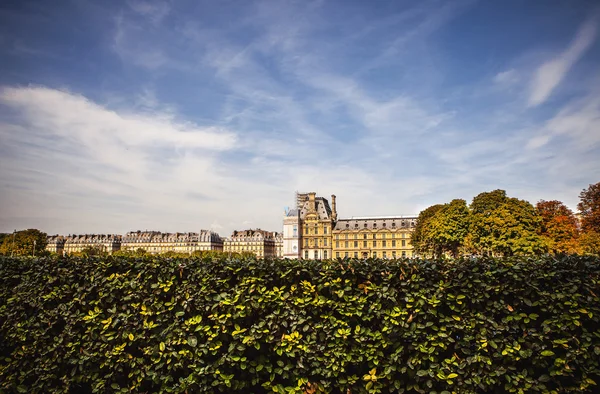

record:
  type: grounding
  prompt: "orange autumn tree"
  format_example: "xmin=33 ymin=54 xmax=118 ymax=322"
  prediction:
xmin=536 ymin=200 xmax=580 ymax=254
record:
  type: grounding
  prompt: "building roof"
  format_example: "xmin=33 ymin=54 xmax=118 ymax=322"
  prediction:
xmin=334 ymin=216 xmax=417 ymax=231
xmin=299 ymin=196 xmax=333 ymax=220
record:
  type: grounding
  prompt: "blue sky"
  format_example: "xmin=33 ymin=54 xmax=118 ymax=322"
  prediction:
xmin=1 ymin=0 xmax=599 ymax=236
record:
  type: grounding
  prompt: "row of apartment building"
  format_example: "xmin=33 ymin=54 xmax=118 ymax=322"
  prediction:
xmin=46 ymin=191 xmax=418 ymax=259
xmin=47 ymin=230 xmax=284 ymax=257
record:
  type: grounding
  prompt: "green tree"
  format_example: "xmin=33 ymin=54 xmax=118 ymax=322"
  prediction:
xmin=411 ymin=204 xmax=444 ymax=258
xmin=427 ymin=199 xmax=470 ymax=257
xmin=578 ymin=182 xmax=600 ymax=232
xmin=536 ymin=200 xmax=580 ymax=254
xmin=470 ymin=191 xmax=546 ymax=256
xmin=0 ymin=229 xmax=48 ymax=257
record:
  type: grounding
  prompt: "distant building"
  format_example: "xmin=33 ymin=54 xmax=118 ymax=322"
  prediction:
xmin=274 ymin=231 xmax=283 ymax=258
xmin=283 ymin=191 xmax=417 ymax=259
xmin=224 ymin=229 xmax=277 ymax=258
xmin=283 ymin=208 xmax=301 ymax=259
xmin=298 ymin=192 xmax=337 ymax=260
xmin=63 ymin=234 xmax=122 ymax=255
xmin=333 ymin=216 xmax=417 ymax=259
xmin=46 ymin=235 xmax=65 ymax=255
xmin=121 ymin=230 xmax=223 ymax=254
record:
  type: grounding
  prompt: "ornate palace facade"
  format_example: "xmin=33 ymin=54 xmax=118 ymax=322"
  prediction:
xmin=283 ymin=192 xmax=417 ymax=259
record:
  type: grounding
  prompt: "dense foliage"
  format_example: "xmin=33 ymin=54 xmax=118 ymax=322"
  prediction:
xmin=1 ymin=255 xmax=600 ymax=393
xmin=536 ymin=200 xmax=580 ymax=254
xmin=413 ymin=182 xmax=600 ymax=257
xmin=413 ymin=191 xmax=546 ymax=257
xmin=0 ymin=229 xmax=47 ymax=257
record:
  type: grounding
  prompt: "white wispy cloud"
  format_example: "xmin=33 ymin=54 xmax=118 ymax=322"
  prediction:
xmin=1 ymin=0 xmax=599 ymax=236
xmin=528 ymin=17 xmax=598 ymax=107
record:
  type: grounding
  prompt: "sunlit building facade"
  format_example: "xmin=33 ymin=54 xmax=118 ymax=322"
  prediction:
xmin=63 ymin=234 xmax=122 ymax=255
xmin=332 ymin=216 xmax=417 ymax=259
xmin=223 ymin=229 xmax=277 ymax=258
xmin=283 ymin=191 xmax=417 ymax=260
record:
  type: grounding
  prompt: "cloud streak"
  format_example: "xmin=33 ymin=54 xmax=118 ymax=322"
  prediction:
xmin=528 ymin=17 xmax=598 ymax=107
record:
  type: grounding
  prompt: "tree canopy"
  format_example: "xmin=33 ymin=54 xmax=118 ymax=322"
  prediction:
xmin=536 ymin=200 xmax=580 ymax=254
xmin=0 ymin=229 xmax=48 ymax=257
xmin=578 ymin=182 xmax=600 ymax=233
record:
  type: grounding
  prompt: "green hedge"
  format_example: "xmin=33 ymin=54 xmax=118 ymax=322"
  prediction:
xmin=1 ymin=256 xmax=599 ymax=393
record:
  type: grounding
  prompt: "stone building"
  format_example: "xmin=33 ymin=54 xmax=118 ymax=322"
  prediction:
xmin=282 ymin=191 xmax=417 ymax=260
xmin=121 ymin=230 xmax=223 ymax=254
xmin=298 ymin=192 xmax=337 ymax=260
xmin=282 ymin=207 xmax=301 ymax=258
xmin=332 ymin=216 xmax=417 ymax=259
xmin=63 ymin=234 xmax=122 ymax=255
xmin=46 ymin=235 xmax=65 ymax=255
xmin=274 ymin=231 xmax=283 ymax=258
xmin=224 ymin=229 xmax=277 ymax=258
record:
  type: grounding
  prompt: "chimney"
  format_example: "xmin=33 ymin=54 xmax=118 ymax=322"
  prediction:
xmin=309 ymin=192 xmax=316 ymax=213
xmin=331 ymin=194 xmax=337 ymax=221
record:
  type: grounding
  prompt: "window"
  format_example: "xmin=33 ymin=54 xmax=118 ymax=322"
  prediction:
xmin=402 ymin=251 xmax=406 ymax=258
xmin=373 ymin=223 xmax=377 ymax=228
xmin=293 ymin=225 xmax=297 ymax=237
xmin=402 ymin=240 xmax=406 ymax=247
xmin=364 ymin=223 xmax=367 ymax=228
xmin=402 ymin=233 xmax=406 ymax=239
xmin=392 ymin=251 xmax=396 ymax=258
xmin=383 ymin=251 xmax=387 ymax=258
xmin=345 ymin=241 xmax=348 ymax=248
xmin=354 ymin=241 xmax=358 ymax=248
xmin=354 ymin=234 xmax=358 ymax=239
xmin=346 ymin=223 xmax=349 ymax=228
xmin=336 ymin=241 xmax=339 ymax=248
xmin=392 ymin=222 xmax=396 ymax=228
xmin=392 ymin=240 xmax=396 ymax=247
xmin=324 ymin=239 xmax=328 ymax=247
xmin=372 ymin=241 xmax=377 ymax=248
xmin=336 ymin=234 xmax=339 ymax=240
xmin=315 ymin=226 xmax=318 ymax=235
xmin=363 ymin=234 xmax=367 ymax=239
xmin=336 ymin=252 xmax=340 ymax=258
xmin=304 ymin=239 xmax=308 ymax=247
xmin=373 ymin=252 xmax=377 ymax=258
xmin=345 ymin=252 xmax=349 ymax=258
xmin=354 ymin=252 xmax=358 ymax=258
xmin=373 ymin=234 xmax=376 ymax=240
xmin=305 ymin=226 xmax=308 ymax=235
xmin=324 ymin=250 xmax=328 ymax=259
xmin=345 ymin=234 xmax=348 ymax=240
xmin=305 ymin=250 xmax=309 ymax=259
xmin=363 ymin=241 xmax=367 ymax=247
xmin=324 ymin=227 xmax=328 ymax=234
xmin=382 ymin=241 xmax=386 ymax=247
xmin=392 ymin=233 xmax=395 ymax=239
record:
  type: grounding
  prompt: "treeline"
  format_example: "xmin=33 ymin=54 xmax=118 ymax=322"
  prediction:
xmin=412 ymin=182 xmax=600 ymax=257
